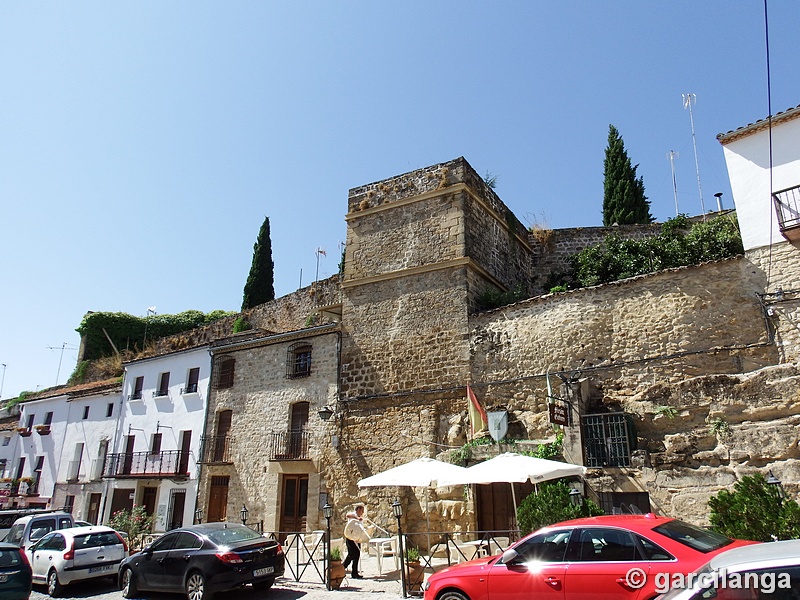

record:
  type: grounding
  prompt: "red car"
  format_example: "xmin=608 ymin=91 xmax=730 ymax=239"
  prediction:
xmin=422 ymin=515 xmax=755 ymax=600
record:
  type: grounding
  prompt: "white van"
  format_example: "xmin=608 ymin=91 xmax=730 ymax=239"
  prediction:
xmin=5 ymin=511 xmax=74 ymax=551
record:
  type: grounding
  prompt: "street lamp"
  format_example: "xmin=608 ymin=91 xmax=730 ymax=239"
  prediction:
xmin=569 ymin=488 xmax=583 ymax=507
xmin=766 ymin=470 xmax=786 ymax=500
xmin=323 ymin=502 xmax=333 ymax=590
xmin=393 ymin=498 xmax=407 ymax=598
xmin=240 ymin=504 xmax=249 ymax=525
xmin=318 ymin=406 xmax=335 ymax=421
xmin=194 ymin=507 xmax=203 ymax=524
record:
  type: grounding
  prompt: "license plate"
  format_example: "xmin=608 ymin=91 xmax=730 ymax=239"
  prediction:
xmin=89 ymin=565 xmax=113 ymax=574
xmin=253 ymin=566 xmax=274 ymax=577
xmin=0 ymin=575 xmax=7 ymax=582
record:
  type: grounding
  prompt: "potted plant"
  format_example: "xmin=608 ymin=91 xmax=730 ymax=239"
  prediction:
xmin=34 ymin=424 xmax=51 ymax=435
xmin=405 ymin=546 xmax=424 ymax=593
xmin=328 ymin=545 xmax=346 ymax=590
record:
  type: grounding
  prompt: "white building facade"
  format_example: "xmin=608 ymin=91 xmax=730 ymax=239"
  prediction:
xmin=106 ymin=346 xmax=211 ymax=532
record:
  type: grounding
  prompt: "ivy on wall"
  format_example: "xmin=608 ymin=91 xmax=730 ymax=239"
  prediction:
xmin=76 ymin=309 xmax=232 ymax=361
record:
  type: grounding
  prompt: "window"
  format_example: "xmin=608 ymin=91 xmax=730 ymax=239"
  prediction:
xmin=106 ymin=403 xmax=114 ymax=417
xmin=287 ymin=343 xmax=312 ymax=379
xmin=131 ymin=376 xmax=144 ymax=400
xmin=44 ymin=412 xmax=53 ymax=425
xmin=150 ymin=433 xmax=162 ymax=455
xmin=155 ymin=372 xmax=170 ymax=397
xmin=184 ymin=368 xmax=200 ymax=394
xmin=213 ymin=357 xmax=235 ymax=389
xmin=2 ymin=437 xmax=9 ymax=447
xmin=64 ymin=495 xmax=75 ymax=514
xmin=582 ymin=412 xmax=634 ymax=467
xmin=25 ymin=415 xmax=34 ymax=431
xmin=505 ymin=529 xmax=571 ymax=563
xmin=82 ymin=406 xmax=90 ymax=420
xmin=570 ymin=528 xmax=641 ymax=562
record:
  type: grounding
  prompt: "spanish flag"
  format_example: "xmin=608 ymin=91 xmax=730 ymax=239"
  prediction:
xmin=467 ymin=385 xmax=488 ymax=437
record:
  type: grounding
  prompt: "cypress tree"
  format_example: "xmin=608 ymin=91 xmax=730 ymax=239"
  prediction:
xmin=241 ymin=216 xmax=275 ymax=310
xmin=603 ymin=125 xmax=653 ymax=226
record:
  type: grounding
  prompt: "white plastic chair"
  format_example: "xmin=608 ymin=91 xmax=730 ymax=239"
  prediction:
xmin=376 ymin=536 xmax=400 ymax=574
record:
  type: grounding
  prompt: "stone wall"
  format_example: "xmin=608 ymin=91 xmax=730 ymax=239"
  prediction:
xmin=196 ymin=327 xmax=340 ymax=533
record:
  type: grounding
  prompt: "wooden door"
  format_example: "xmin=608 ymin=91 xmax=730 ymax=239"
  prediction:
xmin=167 ymin=489 xmax=186 ymax=530
xmin=109 ymin=488 xmax=134 ymax=518
xmin=141 ymin=487 xmax=157 ymax=517
xmin=288 ymin=403 xmax=309 ymax=458
xmin=122 ymin=436 xmax=135 ymax=475
xmin=279 ymin=475 xmax=308 ymax=538
xmin=178 ymin=431 xmax=191 ymax=473
xmin=476 ymin=481 xmax=535 ymax=534
xmin=213 ymin=411 xmax=232 ymax=462
xmin=86 ymin=493 xmax=102 ymax=524
xmin=207 ymin=476 xmax=229 ymax=523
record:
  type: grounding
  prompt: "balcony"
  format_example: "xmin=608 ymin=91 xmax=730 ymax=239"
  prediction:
xmin=103 ymin=450 xmax=190 ymax=479
xmin=181 ymin=383 xmax=198 ymax=394
xmin=773 ymin=185 xmax=800 ymax=242
xmin=268 ymin=430 xmax=310 ymax=461
xmin=198 ymin=435 xmax=231 ymax=464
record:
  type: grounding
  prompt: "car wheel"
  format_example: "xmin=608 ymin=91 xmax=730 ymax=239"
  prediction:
xmin=252 ymin=579 xmax=274 ymax=592
xmin=186 ymin=571 xmax=212 ymax=600
xmin=47 ymin=569 xmax=63 ymax=598
xmin=438 ymin=591 xmax=469 ymax=600
xmin=121 ymin=568 xmax=139 ymax=598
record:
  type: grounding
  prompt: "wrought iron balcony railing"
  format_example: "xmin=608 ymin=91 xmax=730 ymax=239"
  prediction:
xmin=103 ymin=450 xmax=189 ymax=478
xmin=197 ymin=435 xmax=232 ymax=464
xmin=268 ymin=430 xmax=310 ymax=461
xmin=773 ymin=184 xmax=800 ymax=241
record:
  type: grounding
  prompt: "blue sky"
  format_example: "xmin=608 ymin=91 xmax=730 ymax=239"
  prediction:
xmin=1 ymin=2 xmax=798 ymax=399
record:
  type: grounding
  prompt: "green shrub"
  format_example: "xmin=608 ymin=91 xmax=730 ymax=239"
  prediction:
xmin=517 ymin=480 xmax=604 ymax=535
xmin=232 ymin=318 xmax=252 ymax=333
xmin=570 ymin=214 xmax=743 ymax=288
xmin=708 ymin=473 xmax=800 ymax=541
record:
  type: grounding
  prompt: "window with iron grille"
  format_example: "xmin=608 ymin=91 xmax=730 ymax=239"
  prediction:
xmin=213 ymin=357 xmax=235 ymax=389
xmin=582 ymin=412 xmax=634 ymax=467
xmin=286 ymin=343 xmax=312 ymax=379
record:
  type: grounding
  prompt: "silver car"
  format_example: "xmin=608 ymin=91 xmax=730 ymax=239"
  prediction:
xmin=657 ymin=539 xmax=800 ymax=600
xmin=27 ymin=525 xmax=128 ymax=597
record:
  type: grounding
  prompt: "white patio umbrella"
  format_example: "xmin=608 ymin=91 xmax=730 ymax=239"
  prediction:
xmin=358 ymin=457 xmax=469 ymax=544
xmin=436 ymin=452 xmax=587 ymax=512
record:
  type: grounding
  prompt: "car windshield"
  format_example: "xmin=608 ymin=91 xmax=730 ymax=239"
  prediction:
xmin=5 ymin=525 xmax=24 ymax=546
xmin=652 ymin=520 xmax=734 ymax=553
xmin=205 ymin=526 xmax=263 ymax=546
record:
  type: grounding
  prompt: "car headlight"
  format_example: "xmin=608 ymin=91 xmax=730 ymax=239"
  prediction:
xmin=421 ymin=581 xmax=430 ymax=591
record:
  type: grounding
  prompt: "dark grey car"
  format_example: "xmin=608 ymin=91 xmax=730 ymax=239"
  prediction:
xmin=118 ymin=523 xmax=284 ymax=600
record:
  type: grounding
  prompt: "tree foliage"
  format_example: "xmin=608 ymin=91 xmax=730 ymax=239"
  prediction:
xmin=708 ymin=473 xmax=800 ymax=542
xmin=569 ymin=214 xmax=743 ymax=288
xmin=107 ymin=505 xmax=154 ymax=551
xmin=76 ymin=310 xmax=232 ymax=361
xmin=603 ymin=125 xmax=653 ymax=226
xmin=241 ymin=216 xmax=275 ymax=310
xmin=517 ymin=480 xmax=604 ymax=535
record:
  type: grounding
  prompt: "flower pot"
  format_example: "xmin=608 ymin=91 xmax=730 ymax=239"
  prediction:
xmin=406 ymin=561 xmax=424 ymax=593
xmin=329 ymin=559 xmax=346 ymax=590
xmin=35 ymin=426 xmax=50 ymax=436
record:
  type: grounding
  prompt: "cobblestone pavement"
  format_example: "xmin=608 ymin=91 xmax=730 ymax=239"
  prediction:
xmin=29 ymin=555 xmax=412 ymax=600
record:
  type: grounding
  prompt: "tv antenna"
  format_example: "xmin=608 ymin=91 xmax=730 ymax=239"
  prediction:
xmin=682 ymin=93 xmax=706 ymax=219
xmin=47 ymin=342 xmax=79 ymax=386
xmin=667 ymin=150 xmax=680 ymax=216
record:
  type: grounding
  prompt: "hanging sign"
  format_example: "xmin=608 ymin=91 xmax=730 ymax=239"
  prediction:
xmin=548 ymin=398 xmax=570 ymax=426
xmin=487 ymin=411 xmax=508 ymax=442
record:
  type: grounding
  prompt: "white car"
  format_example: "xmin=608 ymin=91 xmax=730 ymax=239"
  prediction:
xmin=27 ymin=525 xmax=128 ymax=597
xmin=657 ymin=538 xmax=800 ymax=600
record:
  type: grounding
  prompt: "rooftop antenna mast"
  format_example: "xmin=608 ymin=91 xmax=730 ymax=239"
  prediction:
xmin=47 ymin=342 xmax=78 ymax=386
xmin=682 ymin=93 xmax=706 ymax=219
xmin=668 ymin=150 xmax=680 ymax=216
